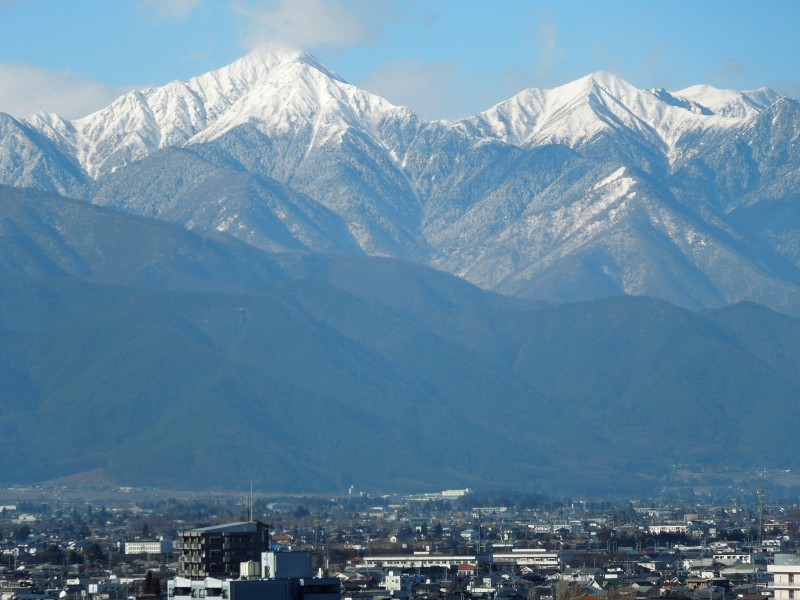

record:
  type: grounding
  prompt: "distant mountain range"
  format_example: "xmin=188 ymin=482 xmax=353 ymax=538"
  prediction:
xmin=1 ymin=51 xmax=799 ymax=494
xmin=2 ymin=49 xmax=799 ymax=314
xmin=2 ymin=186 xmax=800 ymax=494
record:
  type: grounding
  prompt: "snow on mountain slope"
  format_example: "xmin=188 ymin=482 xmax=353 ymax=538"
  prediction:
xmin=672 ymin=84 xmax=781 ymax=118
xmin=189 ymin=53 xmax=416 ymax=151
xmin=25 ymin=49 xmax=408 ymax=179
xmin=91 ymin=147 xmax=363 ymax=255
xmin=458 ymin=72 xmax=777 ymax=164
xmin=0 ymin=113 xmax=86 ymax=196
xmin=445 ymin=164 xmax=800 ymax=311
xmin=436 ymin=165 xmax=646 ymax=290
xmin=21 ymin=52 xmax=783 ymax=181
xmin=647 ymin=88 xmax=713 ymax=115
xmin=77 ymin=50 xmax=306 ymax=176
xmin=75 ymin=50 xmax=429 ymax=260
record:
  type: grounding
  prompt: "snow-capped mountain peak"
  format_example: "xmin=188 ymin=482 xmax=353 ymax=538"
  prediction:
xmin=188 ymin=51 xmax=407 ymax=147
xmin=27 ymin=48 xmax=408 ymax=178
xmin=461 ymin=71 xmax=701 ymax=151
xmin=457 ymin=71 xmax=787 ymax=164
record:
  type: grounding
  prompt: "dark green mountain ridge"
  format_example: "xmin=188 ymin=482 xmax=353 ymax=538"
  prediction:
xmin=1 ymin=187 xmax=799 ymax=495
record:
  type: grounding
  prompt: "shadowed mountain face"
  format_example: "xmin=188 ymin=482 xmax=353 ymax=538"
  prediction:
xmin=2 ymin=51 xmax=799 ymax=315
xmin=1 ymin=188 xmax=799 ymax=494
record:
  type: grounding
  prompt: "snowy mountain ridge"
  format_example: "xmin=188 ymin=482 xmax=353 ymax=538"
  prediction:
xmin=460 ymin=71 xmax=778 ymax=159
xmin=672 ymin=83 xmax=781 ymax=118
xmin=25 ymin=49 xmax=394 ymax=178
xmin=19 ymin=51 xmax=782 ymax=179
xmin=3 ymin=49 xmax=800 ymax=316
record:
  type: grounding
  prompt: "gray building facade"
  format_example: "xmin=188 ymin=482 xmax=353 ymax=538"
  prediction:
xmin=178 ymin=521 xmax=269 ymax=579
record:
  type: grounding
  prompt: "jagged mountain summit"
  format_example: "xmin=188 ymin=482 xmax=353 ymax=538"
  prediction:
xmin=25 ymin=49 xmax=412 ymax=179
xmin=458 ymin=71 xmax=781 ymax=160
xmin=2 ymin=49 xmax=799 ymax=314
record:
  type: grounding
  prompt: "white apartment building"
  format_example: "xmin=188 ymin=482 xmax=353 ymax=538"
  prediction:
xmin=648 ymin=525 xmax=689 ymax=535
xmin=713 ymin=551 xmax=751 ymax=565
xmin=769 ymin=553 xmax=800 ymax=600
xmin=362 ymin=549 xmax=558 ymax=571
xmin=362 ymin=553 xmax=489 ymax=570
xmin=492 ymin=549 xmax=559 ymax=568
xmin=125 ymin=540 xmax=171 ymax=554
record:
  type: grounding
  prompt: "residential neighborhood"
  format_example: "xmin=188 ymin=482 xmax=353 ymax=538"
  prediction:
xmin=1 ymin=485 xmax=799 ymax=600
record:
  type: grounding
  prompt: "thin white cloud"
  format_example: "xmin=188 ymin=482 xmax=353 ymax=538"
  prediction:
xmin=141 ymin=0 xmax=201 ymax=22
xmin=232 ymin=0 xmax=396 ymax=51
xmin=358 ymin=59 xmax=458 ymax=120
xmin=775 ymin=78 xmax=800 ymax=100
xmin=0 ymin=64 xmax=129 ymax=120
xmin=638 ymin=45 xmax=669 ymax=84
xmin=496 ymin=11 xmax=566 ymax=92
xmin=357 ymin=59 xmax=515 ymax=121
xmin=706 ymin=57 xmax=747 ymax=88
xmin=534 ymin=12 xmax=563 ymax=79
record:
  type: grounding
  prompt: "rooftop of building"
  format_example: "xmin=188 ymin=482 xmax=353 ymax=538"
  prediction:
xmin=182 ymin=520 xmax=267 ymax=535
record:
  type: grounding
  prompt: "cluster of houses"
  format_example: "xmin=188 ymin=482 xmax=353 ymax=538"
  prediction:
xmin=2 ymin=491 xmax=800 ymax=600
xmin=337 ymin=543 xmax=779 ymax=600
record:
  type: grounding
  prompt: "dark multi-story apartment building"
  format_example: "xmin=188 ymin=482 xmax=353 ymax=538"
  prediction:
xmin=169 ymin=551 xmax=339 ymax=600
xmin=178 ymin=521 xmax=270 ymax=579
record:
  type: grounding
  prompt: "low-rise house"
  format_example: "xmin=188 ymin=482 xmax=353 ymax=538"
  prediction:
xmin=712 ymin=552 xmax=750 ymax=566
xmin=555 ymin=568 xmax=603 ymax=585
xmin=381 ymin=570 xmax=425 ymax=597
xmin=468 ymin=574 xmax=505 ymax=597
xmin=457 ymin=565 xmax=476 ymax=577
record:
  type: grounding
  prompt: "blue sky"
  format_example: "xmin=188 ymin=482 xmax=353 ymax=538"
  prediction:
xmin=1 ymin=0 xmax=798 ymax=120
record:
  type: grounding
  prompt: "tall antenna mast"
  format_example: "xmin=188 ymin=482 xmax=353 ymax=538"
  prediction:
xmin=757 ymin=485 xmax=765 ymax=547
xmin=249 ymin=481 xmax=254 ymax=521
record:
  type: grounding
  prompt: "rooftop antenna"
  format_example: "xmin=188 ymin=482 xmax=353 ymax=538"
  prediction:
xmin=757 ymin=485 xmax=765 ymax=547
xmin=249 ymin=481 xmax=254 ymax=521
